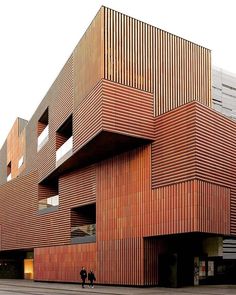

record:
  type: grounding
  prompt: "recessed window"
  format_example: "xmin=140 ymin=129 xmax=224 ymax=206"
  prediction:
xmin=37 ymin=108 xmax=49 ymax=151
xmin=38 ymin=181 xmax=59 ymax=214
xmin=7 ymin=161 xmax=11 ymax=182
xmin=56 ymin=115 xmax=73 ymax=166
xmin=71 ymin=203 xmax=96 ymax=244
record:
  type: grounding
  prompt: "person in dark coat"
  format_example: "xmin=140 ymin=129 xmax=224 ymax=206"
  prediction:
xmin=88 ymin=269 xmax=96 ymax=288
xmin=80 ymin=266 xmax=87 ymax=288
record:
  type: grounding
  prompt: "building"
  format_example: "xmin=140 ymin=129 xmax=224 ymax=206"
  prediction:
xmin=0 ymin=6 xmax=235 ymax=287
xmin=212 ymin=67 xmax=236 ymax=120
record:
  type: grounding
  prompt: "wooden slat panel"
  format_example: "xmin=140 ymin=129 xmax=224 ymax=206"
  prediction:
xmin=102 ymin=80 xmax=154 ymax=139
xmin=193 ymin=103 xmax=236 ymax=234
xmin=152 ymin=103 xmax=196 ymax=188
xmin=73 ymin=79 xmax=154 ymax=153
xmin=73 ymin=8 xmax=104 ymax=107
xmin=25 ymin=55 xmax=74 ymax=182
xmin=96 ymin=146 xmax=150 ymax=285
xmin=152 ymin=101 xmax=236 ymax=235
xmin=5 ymin=118 xmax=27 ymax=180
xmin=97 ymin=238 xmax=144 ymax=285
xmin=0 ymin=171 xmax=38 ymax=249
xmin=34 ymin=244 xmax=96 ymax=282
xmin=73 ymin=80 xmax=103 ymax=152
xmin=104 ymin=7 xmax=211 ymax=116
xmin=150 ymin=180 xmax=230 ymax=236
xmin=59 ymin=165 xmax=96 ymax=208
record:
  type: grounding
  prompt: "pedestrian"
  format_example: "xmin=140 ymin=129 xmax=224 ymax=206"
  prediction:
xmin=80 ymin=266 xmax=87 ymax=288
xmin=88 ymin=269 xmax=96 ymax=288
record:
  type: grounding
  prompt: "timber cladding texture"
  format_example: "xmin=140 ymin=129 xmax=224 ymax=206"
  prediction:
xmin=73 ymin=79 xmax=154 ymax=153
xmin=69 ymin=6 xmax=212 ymax=115
xmin=103 ymin=7 xmax=211 ymax=115
xmin=0 ymin=5 xmax=232 ymax=287
xmin=0 ymin=164 xmax=96 ymax=251
xmin=2 ymin=6 xmax=211 ymax=183
xmin=152 ymin=101 xmax=235 ymax=233
xmin=24 ymin=55 xmax=74 ymax=182
xmin=34 ymin=243 xmax=96 ymax=282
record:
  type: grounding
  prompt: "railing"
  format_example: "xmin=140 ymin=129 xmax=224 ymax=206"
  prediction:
xmin=71 ymin=224 xmax=96 ymax=239
xmin=56 ymin=136 xmax=73 ymax=163
xmin=37 ymin=125 xmax=49 ymax=151
xmin=7 ymin=173 xmax=12 ymax=182
xmin=38 ymin=195 xmax=59 ymax=210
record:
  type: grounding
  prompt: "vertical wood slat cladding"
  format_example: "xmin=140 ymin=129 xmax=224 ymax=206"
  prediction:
xmin=144 ymin=239 xmax=165 ymax=286
xmin=34 ymin=244 xmax=96 ymax=282
xmin=97 ymin=238 xmax=144 ymax=285
xmin=152 ymin=103 xmax=196 ymax=188
xmin=104 ymin=7 xmax=211 ymax=116
xmin=59 ymin=165 xmax=96 ymax=209
xmin=96 ymin=146 xmax=151 ymax=241
xmin=150 ymin=180 xmax=230 ymax=236
xmin=151 ymin=101 xmax=236 ymax=234
xmin=73 ymin=8 xmax=104 ymax=107
xmin=73 ymin=79 xmax=154 ymax=153
xmin=104 ymin=7 xmax=152 ymax=92
xmin=96 ymin=146 xmax=150 ymax=285
xmin=96 ymin=145 xmax=229 ymax=285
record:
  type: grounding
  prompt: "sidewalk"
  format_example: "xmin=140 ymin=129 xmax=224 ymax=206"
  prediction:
xmin=0 ymin=280 xmax=236 ymax=295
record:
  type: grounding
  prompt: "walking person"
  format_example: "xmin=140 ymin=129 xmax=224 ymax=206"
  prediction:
xmin=88 ymin=269 xmax=96 ymax=288
xmin=80 ymin=266 xmax=87 ymax=288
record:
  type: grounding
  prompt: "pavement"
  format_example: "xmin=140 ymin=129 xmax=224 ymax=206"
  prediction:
xmin=0 ymin=280 xmax=236 ymax=295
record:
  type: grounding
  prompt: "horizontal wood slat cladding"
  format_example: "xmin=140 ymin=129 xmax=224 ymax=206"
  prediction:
xmin=193 ymin=103 xmax=236 ymax=235
xmin=0 ymin=141 xmax=7 ymax=185
xmin=5 ymin=118 xmax=26 ymax=180
xmin=104 ymin=7 xmax=211 ymax=116
xmin=102 ymin=80 xmax=154 ymax=139
xmin=0 ymin=171 xmax=38 ymax=250
xmin=0 ymin=165 xmax=96 ymax=251
xmin=38 ymin=184 xmax=58 ymax=200
xmin=73 ymin=8 xmax=104 ymax=107
xmin=152 ymin=103 xmax=196 ymax=188
xmin=96 ymin=145 xmax=229 ymax=285
xmin=25 ymin=55 xmax=73 ymax=182
xmin=152 ymin=101 xmax=236 ymax=234
xmin=73 ymin=81 xmax=103 ymax=152
xmin=34 ymin=244 xmax=96 ymax=282
xmin=73 ymin=79 xmax=154 ymax=153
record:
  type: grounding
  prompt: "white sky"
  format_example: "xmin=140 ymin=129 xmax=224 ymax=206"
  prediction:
xmin=0 ymin=0 xmax=236 ymax=148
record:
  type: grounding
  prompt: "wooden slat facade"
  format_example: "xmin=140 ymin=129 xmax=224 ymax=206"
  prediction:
xmin=34 ymin=243 xmax=96 ymax=282
xmin=104 ymin=7 xmax=211 ymax=116
xmin=73 ymin=79 xmax=154 ymax=153
xmin=0 ymin=6 xmax=234 ymax=287
xmin=152 ymin=101 xmax=236 ymax=234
